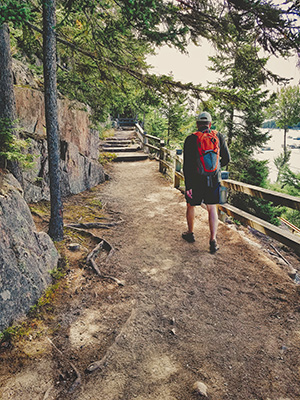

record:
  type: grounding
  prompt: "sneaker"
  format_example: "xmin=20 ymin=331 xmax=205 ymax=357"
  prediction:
xmin=182 ymin=231 xmax=195 ymax=243
xmin=209 ymin=239 xmax=219 ymax=253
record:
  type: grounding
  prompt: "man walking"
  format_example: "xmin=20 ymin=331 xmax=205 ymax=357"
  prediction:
xmin=182 ymin=111 xmax=230 ymax=253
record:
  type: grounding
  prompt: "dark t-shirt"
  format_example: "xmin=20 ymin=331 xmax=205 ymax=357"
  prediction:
xmin=183 ymin=131 xmax=230 ymax=190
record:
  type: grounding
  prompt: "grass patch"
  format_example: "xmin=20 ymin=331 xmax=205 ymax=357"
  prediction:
xmin=99 ymin=152 xmax=116 ymax=165
xmin=87 ymin=198 xmax=102 ymax=208
xmin=28 ymin=200 xmax=50 ymax=217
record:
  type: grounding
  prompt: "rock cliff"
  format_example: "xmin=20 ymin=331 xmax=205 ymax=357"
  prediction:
xmin=0 ymin=172 xmax=59 ymax=331
xmin=0 ymin=60 xmax=106 ymax=331
xmin=13 ymin=59 xmax=106 ymax=202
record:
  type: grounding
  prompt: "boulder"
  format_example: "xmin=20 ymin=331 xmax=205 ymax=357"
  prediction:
xmin=0 ymin=172 xmax=59 ymax=331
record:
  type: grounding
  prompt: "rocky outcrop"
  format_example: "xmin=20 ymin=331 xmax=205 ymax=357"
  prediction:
xmin=0 ymin=172 xmax=59 ymax=331
xmin=12 ymin=59 xmax=105 ymax=202
xmin=0 ymin=60 xmax=104 ymax=331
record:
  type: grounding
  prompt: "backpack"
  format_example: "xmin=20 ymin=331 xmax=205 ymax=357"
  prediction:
xmin=193 ymin=129 xmax=220 ymax=176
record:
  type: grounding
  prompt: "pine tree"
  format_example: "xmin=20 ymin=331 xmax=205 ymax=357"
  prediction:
xmin=43 ymin=0 xmax=64 ymax=241
xmin=267 ymin=86 xmax=300 ymax=158
xmin=0 ymin=22 xmax=23 ymax=184
xmin=207 ymin=35 xmax=282 ymax=224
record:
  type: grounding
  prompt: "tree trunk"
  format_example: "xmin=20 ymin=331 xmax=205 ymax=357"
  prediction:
xmin=283 ymin=127 xmax=288 ymax=158
xmin=227 ymin=106 xmax=235 ymax=148
xmin=43 ymin=0 xmax=63 ymax=241
xmin=0 ymin=23 xmax=23 ymax=185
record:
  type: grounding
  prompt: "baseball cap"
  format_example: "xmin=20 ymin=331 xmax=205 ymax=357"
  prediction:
xmin=196 ymin=111 xmax=212 ymax=123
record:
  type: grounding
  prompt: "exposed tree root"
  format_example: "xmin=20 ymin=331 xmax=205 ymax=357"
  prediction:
xmin=66 ymin=221 xmax=120 ymax=229
xmin=66 ymin=226 xmax=124 ymax=286
xmin=86 ymin=240 xmax=124 ymax=286
xmin=47 ymin=337 xmax=82 ymax=394
xmin=86 ymin=306 xmax=136 ymax=373
xmin=42 ymin=386 xmax=52 ymax=400
xmin=65 ymin=226 xmax=114 ymax=251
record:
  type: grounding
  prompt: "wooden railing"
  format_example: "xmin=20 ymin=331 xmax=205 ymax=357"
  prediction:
xmin=116 ymin=117 xmax=137 ymax=127
xmin=134 ymin=123 xmax=300 ymax=254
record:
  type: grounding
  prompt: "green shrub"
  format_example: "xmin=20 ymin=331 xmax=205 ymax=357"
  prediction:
xmin=0 ymin=118 xmax=34 ymax=169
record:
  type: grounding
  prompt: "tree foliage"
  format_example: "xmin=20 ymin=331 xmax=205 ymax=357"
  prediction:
xmin=0 ymin=0 xmax=31 ymax=26
xmin=0 ymin=118 xmax=33 ymax=168
xmin=267 ymin=85 xmax=300 ymax=156
xmin=7 ymin=0 xmax=300 ymax=123
xmin=204 ymin=27 xmax=285 ymax=224
xmin=2 ymin=0 xmax=300 ymax=232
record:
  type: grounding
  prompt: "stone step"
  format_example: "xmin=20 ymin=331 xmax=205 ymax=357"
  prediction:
xmin=113 ymin=152 xmax=148 ymax=162
xmin=105 ymin=137 xmax=133 ymax=142
xmin=102 ymin=145 xmax=141 ymax=152
xmin=103 ymin=143 xmax=131 ymax=148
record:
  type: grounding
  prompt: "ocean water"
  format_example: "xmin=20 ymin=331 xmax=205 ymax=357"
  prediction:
xmin=254 ymin=128 xmax=300 ymax=183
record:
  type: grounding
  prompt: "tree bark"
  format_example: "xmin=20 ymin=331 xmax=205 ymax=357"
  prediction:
xmin=43 ymin=0 xmax=63 ymax=241
xmin=0 ymin=23 xmax=23 ymax=185
xmin=283 ymin=127 xmax=288 ymax=158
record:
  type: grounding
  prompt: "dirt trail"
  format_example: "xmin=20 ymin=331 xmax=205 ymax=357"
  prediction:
xmin=1 ymin=158 xmax=300 ymax=400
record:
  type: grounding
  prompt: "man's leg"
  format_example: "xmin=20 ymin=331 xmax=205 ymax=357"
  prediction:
xmin=182 ymin=203 xmax=196 ymax=242
xmin=186 ymin=203 xmax=195 ymax=233
xmin=206 ymin=204 xmax=218 ymax=241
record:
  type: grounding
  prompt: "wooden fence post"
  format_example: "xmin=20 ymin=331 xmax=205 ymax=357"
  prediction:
xmin=159 ymin=140 xmax=165 ymax=173
xmin=144 ymin=132 xmax=149 ymax=154
xmin=174 ymin=149 xmax=182 ymax=188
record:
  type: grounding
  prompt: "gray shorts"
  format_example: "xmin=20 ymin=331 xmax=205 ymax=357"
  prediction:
xmin=185 ymin=177 xmax=220 ymax=205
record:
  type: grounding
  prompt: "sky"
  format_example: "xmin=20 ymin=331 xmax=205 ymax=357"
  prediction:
xmin=147 ymin=40 xmax=300 ymax=91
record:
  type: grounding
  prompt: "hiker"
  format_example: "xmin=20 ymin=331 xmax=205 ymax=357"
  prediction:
xmin=182 ymin=111 xmax=230 ymax=253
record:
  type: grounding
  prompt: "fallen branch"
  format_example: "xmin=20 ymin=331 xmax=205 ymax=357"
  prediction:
xmin=47 ymin=337 xmax=82 ymax=394
xmin=269 ymin=244 xmax=297 ymax=278
xmin=270 ymin=244 xmax=290 ymax=265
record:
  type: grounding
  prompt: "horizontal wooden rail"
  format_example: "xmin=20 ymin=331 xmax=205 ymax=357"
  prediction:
xmin=144 ymin=133 xmax=161 ymax=142
xmin=133 ymin=123 xmax=300 ymax=253
xmin=135 ymin=123 xmax=144 ymax=133
xmin=160 ymin=159 xmax=173 ymax=170
xmin=218 ymin=203 xmax=300 ymax=253
xmin=280 ymin=217 xmax=300 ymax=234
xmin=175 ymin=171 xmax=184 ymax=180
xmin=222 ymin=179 xmax=300 ymax=210
xmin=145 ymin=143 xmax=160 ymax=152
xmin=135 ymin=123 xmax=161 ymax=142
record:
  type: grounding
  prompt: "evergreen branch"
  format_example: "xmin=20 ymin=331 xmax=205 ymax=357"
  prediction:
xmin=25 ymin=21 xmax=249 ymax=105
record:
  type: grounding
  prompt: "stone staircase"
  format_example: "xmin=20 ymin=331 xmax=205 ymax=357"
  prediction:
xmin=100 ymin=128 xmax=148 ymax=162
